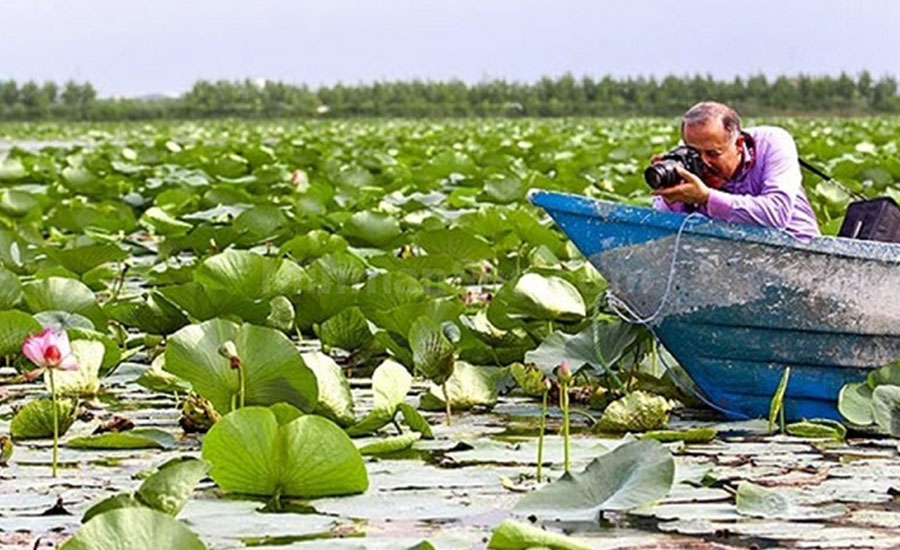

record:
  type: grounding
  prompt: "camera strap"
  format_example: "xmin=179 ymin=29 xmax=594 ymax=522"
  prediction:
xmin=798 ymin=158 xmax=866 ymax=201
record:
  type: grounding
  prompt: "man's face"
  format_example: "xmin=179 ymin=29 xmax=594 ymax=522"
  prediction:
xmin=682 ymin=120 xmax=743 ymax=189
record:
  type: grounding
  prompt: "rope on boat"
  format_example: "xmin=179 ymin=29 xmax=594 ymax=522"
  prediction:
xmin=602 ymin=212 xmax=752 ymax=419
xmin=605 ymin=212 xmax=701 ymax=325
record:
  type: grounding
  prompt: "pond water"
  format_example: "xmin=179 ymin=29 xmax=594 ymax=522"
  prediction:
xmin=3 ymin=369 xmax=900 ymax=550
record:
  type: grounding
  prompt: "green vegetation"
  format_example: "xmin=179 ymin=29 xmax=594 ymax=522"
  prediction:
xmin=2 ymin=117 xmax=900 ymax=547
xmin=0 ymin=71 xmax=898 ymax=121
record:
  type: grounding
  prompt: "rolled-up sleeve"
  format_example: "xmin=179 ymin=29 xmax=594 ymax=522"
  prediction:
xmin=704 ymin=129 xmax=800 ymax=230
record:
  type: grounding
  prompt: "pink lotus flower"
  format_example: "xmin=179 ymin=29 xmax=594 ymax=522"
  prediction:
xmin=22 ymin=328 xmax=79 ymax=381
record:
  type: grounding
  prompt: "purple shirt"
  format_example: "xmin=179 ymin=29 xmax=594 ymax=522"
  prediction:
xmin=653 ymin=126 xmax=821 ymax=241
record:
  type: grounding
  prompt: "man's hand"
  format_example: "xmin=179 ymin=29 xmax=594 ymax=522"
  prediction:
xmin=651 ymin=166 xmax=711 ymax=206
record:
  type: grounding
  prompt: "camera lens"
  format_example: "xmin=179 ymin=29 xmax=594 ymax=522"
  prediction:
xmin=643 ymin=164 xmax=668 ymax=190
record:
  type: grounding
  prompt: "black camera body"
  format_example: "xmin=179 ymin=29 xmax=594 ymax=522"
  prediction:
xmin=644 ymin=146 xmax=707 ymax=190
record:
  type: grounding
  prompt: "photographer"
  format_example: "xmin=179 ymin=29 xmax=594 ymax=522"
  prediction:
xmin=650 ymin=101 xmax=821 ymax=241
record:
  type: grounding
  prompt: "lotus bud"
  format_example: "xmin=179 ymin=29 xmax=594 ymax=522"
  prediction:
xmin=555 ymin=360 xmax=572 ymax=383
xmin=218 ymin=341 xmax=241 ymax=369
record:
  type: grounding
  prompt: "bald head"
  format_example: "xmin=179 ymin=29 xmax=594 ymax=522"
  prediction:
xmin=681 ymin=101 xmax=742 ymax=137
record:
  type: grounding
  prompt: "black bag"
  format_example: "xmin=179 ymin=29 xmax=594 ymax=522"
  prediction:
xmin=838 ymin=197 xmax=900 ymax=243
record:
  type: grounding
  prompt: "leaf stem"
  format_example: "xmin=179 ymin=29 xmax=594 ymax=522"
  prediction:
xmin=560 ymin=380 xmax=570 ymax=474
xmin=537 ymin=388 xmax=548 ymax=482
xmin=442 ymin=381 xmax=452 ymax=426
xmin=238 ymin=363 xmax=245 ymax=409
xmin=50 ymin=369 xmax=58 ymax=478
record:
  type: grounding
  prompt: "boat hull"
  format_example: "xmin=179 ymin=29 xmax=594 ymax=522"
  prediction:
xmin=529 ymin=190 xmax=900 ymax=420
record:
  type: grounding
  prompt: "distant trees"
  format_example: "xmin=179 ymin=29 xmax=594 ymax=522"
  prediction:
xmin=0 ymin=72 xmax=898 ymax=121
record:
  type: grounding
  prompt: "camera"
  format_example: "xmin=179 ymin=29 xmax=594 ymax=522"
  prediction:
xmin=643 ymin=146 xmax=707 ymax=190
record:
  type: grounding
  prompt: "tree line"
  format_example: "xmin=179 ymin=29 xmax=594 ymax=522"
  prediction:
xmin=0 ymin=72 xmax=898 ymax=121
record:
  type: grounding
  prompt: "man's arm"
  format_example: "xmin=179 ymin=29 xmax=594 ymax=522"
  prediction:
xmin=652 ymin=195 xmax=688 ymax=213
xmin=705 ymin=129 xmax=801 ymax=229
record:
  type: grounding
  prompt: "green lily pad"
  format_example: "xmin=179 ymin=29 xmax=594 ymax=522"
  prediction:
xmin=34 ymin=310 xmax=94 ymax=332
xmin=83 ymin=457 xmax=210 ymax=521
xmin=341 ymin=210 xmax=402 ymax=248
xmin=419 ymin=362 xmax=501 ymax=411
xmin=397 ymin=403 xmax=434 ymax=439
xmin=136 ymin=355 xmax=191 ymax=394
xmin=67 ymin=428 xmax=175 ymax=449
xmin=594 ymin=391 xmax=673 ymax=433
xmin=735 ymin=481 xmax=789 ymax=519
xmin=302 ymin=351 xmax=355 ymax=427
xmin=46 ymin=243 xmax=127 ymax=276
xmin=106 ymin=291 xmax=189 ymax=335
xmin=202 ymin=406 xmax=368 ymax=498
xmin=872 ymin=385 xmax=900 ymax=436
xmin=140 ymin=206 xmax=193 ymax=236
xmin=358 ymin=433 xmax=421 ymax=455
xmin=488 ymin=519 xmax=590 ymax=550
xmin=838 ymin=382 xmax=874 ymax=425
xmin=46 ymin=339 xmax=105 ymax=396
xmin=346 ymin=359 xmax=411 ymax=436
xmin=409 ymin=315 xmax=456 ymax=386
xmin=0 ymin=309 xmax=42 ymax=356
xmin=0 ymin=268 xmax=22 ymax=309
xmin=316 ymin=306 xmax=373 ymax=353
xmin=642 ymin=427 xmax=717 ymax=443
xmin=60 ymin=508 xmax=207 ymax=550
xmin=785 ymin=419 xmax=847 ymax=441
xmin=23 ymin=277 xmax=107 ymax=329
xmin=516 ymin=440 xmax=675 ymax=515
xmin=508 ymin=273 xmax=585 ymax=321
xmin=164 ymin=319 xmax=318 ymax=414
xmin=10 ymin=398 xmax=78 ymax=440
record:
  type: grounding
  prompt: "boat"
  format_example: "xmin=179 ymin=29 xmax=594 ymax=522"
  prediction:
xmin=528 ymin=190 xmax=900 ymax=420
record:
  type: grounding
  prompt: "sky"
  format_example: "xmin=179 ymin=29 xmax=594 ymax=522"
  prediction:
xmin=1 ymin=0 xmax=899 ymax=98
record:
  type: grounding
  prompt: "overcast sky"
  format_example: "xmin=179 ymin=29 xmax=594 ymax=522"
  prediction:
xmin=1 ymin=0 xmax=898 ymax=97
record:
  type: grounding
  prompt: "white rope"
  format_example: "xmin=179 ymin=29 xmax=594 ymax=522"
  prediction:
xmin=606 ymin=212 xmax=702 ymax=326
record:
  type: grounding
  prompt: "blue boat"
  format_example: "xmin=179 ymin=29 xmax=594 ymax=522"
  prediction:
xmin=528 ymin=190 xmax=900 ymax=420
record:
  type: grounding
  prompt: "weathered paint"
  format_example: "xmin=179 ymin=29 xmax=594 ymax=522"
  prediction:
xmin=529 ymin=190 xmax=900 ymax=420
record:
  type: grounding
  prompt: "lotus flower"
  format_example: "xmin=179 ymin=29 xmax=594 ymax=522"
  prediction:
xmin=22 ymin=328 xmax=79 ymax=381
xmin=21 ymin=328 xmax=79 ymax=478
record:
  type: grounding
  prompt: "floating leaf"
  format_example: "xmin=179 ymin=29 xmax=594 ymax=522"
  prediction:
xmin=516 ymin=440 xmax=675 ymax=514
xmin=45 ymin=339 xmax=105 ymax=397
xmin=164 ymin=319 xmax=318 ymax=414
xmin=398 ymin=403 xmax=433 ymax=439
xmin=735 ymin=481 xmax=791 ymax=519
xmin=594 ymin=391 xmax=673 ymax=433
xmin=60 ymin=508 xmax=207 ymax=550
xmin=838 ymin=382 xmax=874 ymax=425
xmin=316 ymin=306 xmax=373 ymax=352
xmin=488 ymin=519 xmax=590 ymax=550
xmin=410 ymin=315 xmax=455 ymax=385
xmin=202 ymin=406 xmax=368 ymax=498
xmin=23 ymin=277 xmax=107 ymax=329
xmin=10 ymin=398 xmax=77 ymax=440
xmin=642 ymin=427 xmax=717 ymax=443
xmin=67 ymin=428 xmax=175 ymax=449
xmin=509 ymin=273 xmax=585 ymax=321
xmin=342 ymin=210 xmax=402 ymax=248
xmin=0 ymin=268 xmax=22 ymax=309
xmin=0 ymin=309 xmax=42 ymax=356
xmin=346 ymin=359 xmax=411 ymax=436
xmin=419 ymin=363 xmax=501 ymax=411
xmin=83 ymin=457 xmax=210 ymax=522
xmin=872 ymin=385 xmax=900 ymax=437
xmin=302 ymin=351 xmax=355 ymax=427
xmin=358 ymin=433 xmax=421 ymax=455
xmin=785 ymin=419 xmax=847 ymax=441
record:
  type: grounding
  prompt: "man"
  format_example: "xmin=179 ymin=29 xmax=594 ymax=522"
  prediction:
xmin=652 ymin=101 xmax=821 ymax=241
